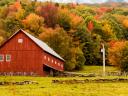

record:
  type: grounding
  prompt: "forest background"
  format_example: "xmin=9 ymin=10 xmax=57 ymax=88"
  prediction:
xmin=0 ymin=0 xmax=128 ymax=71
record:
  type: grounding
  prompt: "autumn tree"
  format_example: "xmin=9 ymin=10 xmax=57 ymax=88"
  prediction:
xmin=4 ymin=17 xmax=23 ymax=37
xmin=108 ymin=41 xmax=128 ymax=72
xmin=72 ymin=21 xmax=102 ymax=65
xmin=108 ymin=41 xmax=126 ymax=66
xmin=39 ymin=26 xmax=85 ymax=70
xmin=101 ymin=14 xmax=127 ymax=39
xmin=122 ymin=19 xmax=128 ymax=29
xmin=0 ymin=0 xmax=15 ymax=6
xmin=70 ymin=13 xmax=83 ymax=29
xmin=57 ymin=8 xmax=71 ymax=31
xmin=22 ymin=13 xmax=44 ymax=36
xmin=94 ymin=20 xmax=117 ymax=41
xmin=37 ymin=3 xmax=58 ymax=28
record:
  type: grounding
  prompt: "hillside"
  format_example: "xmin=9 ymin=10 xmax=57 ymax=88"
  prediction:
xmin=0 ymin=0 xmax=127 ymax=71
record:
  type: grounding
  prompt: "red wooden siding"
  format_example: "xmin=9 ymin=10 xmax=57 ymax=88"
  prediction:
xmin=0 ymin=30 xmax=64 ymax=76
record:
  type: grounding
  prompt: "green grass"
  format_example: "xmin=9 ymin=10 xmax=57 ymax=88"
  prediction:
xmin=0 ymin=76 xmax=128 ymax=96
xmin=0 ymin=66 xmax=123 ymax=96
xmin=75 ymin=66 xmax=118 ymax=75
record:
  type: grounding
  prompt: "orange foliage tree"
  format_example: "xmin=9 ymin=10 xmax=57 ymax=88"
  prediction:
xmin=108 ymin=41 xmax=127 ymax=66
xmin=70 ymin=13 xmax=83 ymax=29
xmin=37 ymin=3 xmax=58 ymax=28
xmin=22 ymin=13 xmax=44 ymax=36
xmin=123 ymin=19 xmax=128 ymax=29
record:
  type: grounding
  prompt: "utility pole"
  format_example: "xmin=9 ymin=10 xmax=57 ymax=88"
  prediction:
xmin=101 ymin=43 xmax=105 ymax=76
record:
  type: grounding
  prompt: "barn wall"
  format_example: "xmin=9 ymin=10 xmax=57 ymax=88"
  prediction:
xmin=42 ymin=52 xmax=64 ymax=71
xmin=0 ymin=31 xmax=64 ymax=76
xmin=0 ymin=31 xmax=44 ymax=75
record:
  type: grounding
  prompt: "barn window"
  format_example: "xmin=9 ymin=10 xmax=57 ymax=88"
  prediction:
xmin=52 ymin=59 xmax=53 ymax=63
xmin=18 ymin=39 xmax=23 ymax=43
xmin=61 ymin=64 xmax=63 ymax=68
xmin=55 ymin=61 xmax=57 ymax=64
xmin=48 ymin=57 xmax=50 ymax=61
xmin=0 ymin=54 xmax=4 ymax=62
xmin=44 ymin=56 xmax=46 ymax=60
xmin=6 ymin=54 xmax=11 ymax=62
xmin=58 ymin=63 xmax=60 ymax=66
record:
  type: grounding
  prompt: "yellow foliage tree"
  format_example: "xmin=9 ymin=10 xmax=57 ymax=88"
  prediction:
xmin=101 ymin=20 xmax=117 ymax=41
xmin=22 ymin=13 xmax=44 ymax=36
xmin=70 ymin=13 xmax=83 ymax=29
xmin=123 ymin=19 xmax=128 ymax=29
xmin=108 ymin=41 xmax=127 ymax=66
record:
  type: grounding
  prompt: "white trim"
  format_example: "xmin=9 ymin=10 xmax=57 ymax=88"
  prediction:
xmin=61 ymin=64 xmax=63 ymax=68
xmin=58 ymin=63 xmax=60 ymax=66
xmin=6 ymin=54 xmax=11 ymax=62
xmin=52 ymin=59 xmax=53 ymax=63
xmin=18 ymin=38 xmax=23 ymax=43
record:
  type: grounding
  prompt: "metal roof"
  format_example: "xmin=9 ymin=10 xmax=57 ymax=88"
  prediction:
xmin=20 ymin=29 xmax=64 ymax=61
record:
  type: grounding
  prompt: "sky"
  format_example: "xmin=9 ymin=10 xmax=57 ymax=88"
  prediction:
xmin=36 ymin=0 xmax=128 ymax=3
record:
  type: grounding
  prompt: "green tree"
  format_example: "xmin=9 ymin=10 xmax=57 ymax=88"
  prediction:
xmin=101 ymin=14 xmax=127 ymax=39
xmin=73 ymin=22 xmax=102 ymax=65
xmin=57 ymin=8 xmax=71 ymax=31
xmin=0 ymin=0 xmax=15 ymax=6
xmin=4 ymin=17 xmax=23 ymax=37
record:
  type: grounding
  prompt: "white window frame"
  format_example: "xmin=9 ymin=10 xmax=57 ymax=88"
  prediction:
xmin=18 ymin=38 xmax=23 ymax=43
xmin=44 ymin=56 xmax=46 ymax=60
xmin=6 ymin=54 xmax=11 ymax=62
xmin=58 ymin=63 xmax=60 ymax=66
xmin=61 ymin=64 xmax=63 ymax=68
xmin=0 ymin=54 xmax=4 ymax=62
xmin=52 ymin=59 xmax=53 ymax=63
xmin=48 ymin=57 xmax=50 ymax=61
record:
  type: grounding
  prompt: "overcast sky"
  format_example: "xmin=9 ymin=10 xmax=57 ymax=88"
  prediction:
xmin=36 ymin=0 xmax=128 ymax=3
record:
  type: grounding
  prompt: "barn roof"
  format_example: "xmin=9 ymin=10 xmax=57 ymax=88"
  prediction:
xmin=21 ymin=30 xmax=64 ymax=61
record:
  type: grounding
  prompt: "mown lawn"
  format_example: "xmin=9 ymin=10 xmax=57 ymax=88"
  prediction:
xmin=0 ymin=76 xmax=128 ymax=96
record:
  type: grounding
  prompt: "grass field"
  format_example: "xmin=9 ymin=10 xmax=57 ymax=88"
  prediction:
xmin=75 ymin=65 xmax=118 ymax=75
xmin=0 ymin=76 xmax=128 ymax=96
xmin=0 ymin=66 xmax=126 ymax=96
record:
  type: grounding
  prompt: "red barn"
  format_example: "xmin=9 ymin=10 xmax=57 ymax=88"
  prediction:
xmin=0 ymin=29 xmax=64 ymax=76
